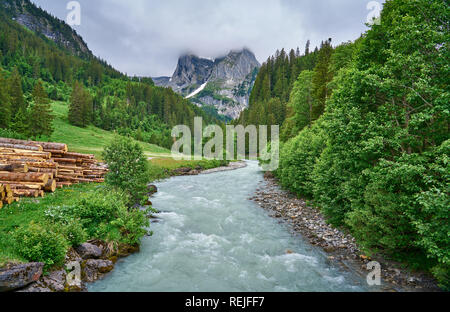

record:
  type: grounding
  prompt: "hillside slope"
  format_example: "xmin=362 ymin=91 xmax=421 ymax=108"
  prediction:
xmin=0 ymin=0 xmax=92 ymax=58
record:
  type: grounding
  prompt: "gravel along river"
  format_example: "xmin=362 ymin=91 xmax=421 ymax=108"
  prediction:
xmin=89 ymin=161 xmax=368 ymax=292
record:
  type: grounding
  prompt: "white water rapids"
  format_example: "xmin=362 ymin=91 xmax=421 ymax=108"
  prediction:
xmin=89 ymin=161 xmax=368 ymax=292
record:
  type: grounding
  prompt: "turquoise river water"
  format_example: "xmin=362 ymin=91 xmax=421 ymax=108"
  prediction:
xmin=89 ymin=161 xmax=368 ymax=292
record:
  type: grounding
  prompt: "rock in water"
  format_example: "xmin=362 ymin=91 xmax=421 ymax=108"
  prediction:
xmin=0 ymin=262 xmax=44 ymax=292
xmin=82 ymin=260 xmax=114 ymax=282
xmin=76 ymin=243 xmax=103 ymax=260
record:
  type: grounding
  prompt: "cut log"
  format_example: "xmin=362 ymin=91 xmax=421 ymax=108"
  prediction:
xmin=0 ymin=181 xmax=45 ymax=187
xmin=12 ymin=189 xmax=39 ymax=198
xmin=43 ymin=179 xmax=57 ymax=193
xmin=3 ymin=197 xmax=14 ymax=205
xmin=0 ymin=138 xmax=68 ymax=152
xmin=0 ymin=164 xmax=28 ymax=173
xmin=52 ymin=158 xmax=77 ymax=164
xmin=0 ymin=143 xmax=43 ymax=151
xmin=0 ymin=172 xmax=49 ymax=184
xmin=8 ymin=184 xmax=42 ymax=190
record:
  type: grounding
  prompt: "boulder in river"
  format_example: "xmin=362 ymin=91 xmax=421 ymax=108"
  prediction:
xmin=0 ymin=262 xmax=44 ymax=292
xmin=82 ymin=259 xmax=114 ymax=282
xmin=76 ymin=243 xmax=103 ymax=260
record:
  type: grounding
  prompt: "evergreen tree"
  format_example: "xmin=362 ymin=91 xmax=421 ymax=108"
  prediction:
xmin=69 ymin=81 xmax=84 ymax=127
xmin=12 ymin=107 xmax=30 ymax=136
xmin=69 ymin=81 xmax=93 ymax=127
xmin=284 ymin=70 xmax=315 ymax=137
xmin=8 ymin=67 xmax=25 ymax=118
xmin=29 ymin=81 xmax=53 ymax=138
xmin=0 ymin=72 xmax=11 ymax=128
xmin=305 ymin=40 xmax=311 ymax=56
xmin=312 ymin=39 xmax=333 ymax=119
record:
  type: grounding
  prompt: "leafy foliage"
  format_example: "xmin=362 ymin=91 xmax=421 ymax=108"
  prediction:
xmin=269 ymin=0 xmax=449 ymax=287
xmin=103 ymin=136 xmax=150 ymax=205
xmin=13 ymin=222 xmax=68 ymax=269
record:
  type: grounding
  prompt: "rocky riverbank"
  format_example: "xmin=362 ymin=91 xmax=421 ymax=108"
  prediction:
xmin=250 ymin=173 xmax=441 ymax=292
xmin=0 ymin=241 xmax=140 ymax=292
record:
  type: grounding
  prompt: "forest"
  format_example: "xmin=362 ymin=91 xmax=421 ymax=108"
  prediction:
xmin=0 ymin=7 xmax=219 ymax=149
xmin=241 ymin=0 xmax=449 ymax=288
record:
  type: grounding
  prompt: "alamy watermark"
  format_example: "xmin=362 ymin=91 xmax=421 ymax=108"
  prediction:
xmin=66 ymin=261 xmax=82 ymax=288
xmin=171 ymin=118 xmax=280 ymax=171
xmin=66 ymin=1 xmax=81 ymax=26
xmin=366 ymin=261 xmax=382 ymax=286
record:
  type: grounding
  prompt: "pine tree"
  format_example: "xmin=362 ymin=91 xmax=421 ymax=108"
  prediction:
xmin=8 ymin=67 xmax=26 ymax=118
xmin=312 ymin=39 xmax=333 ymax=119
xmin=29 ymin=81 xmax=53 ymax=138
xmin=0 ymin=72 xmax=11 ymax=128
xmin=305 ymin=40 xmax=311 ymax=56
xmin=69 ymin=81 xmax=92 ymax=127
xmin=12 ymin=107 xmax=30 ymax=136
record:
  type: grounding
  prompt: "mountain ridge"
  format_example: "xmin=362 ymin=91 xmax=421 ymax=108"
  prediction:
xmin=0 ymin=0 xmax=92 ymax=58
xmin=154 ymin=49 xmax=260 ymax=119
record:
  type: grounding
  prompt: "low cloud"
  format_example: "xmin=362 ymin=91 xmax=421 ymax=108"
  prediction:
xmin=31 ymin=0 xmax=381 ymax=77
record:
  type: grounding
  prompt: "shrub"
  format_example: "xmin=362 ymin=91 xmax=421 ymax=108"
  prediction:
xmin=67 ymin=188 xmax=130 ymax=237
xmin=45 ymin=188 xmax=150 ymax=245
xmin=110 ymin=208 xmax=150 ymax=245
xmin=276 ymin=119 xmax=326 ymax=198
xmin=103 ymin=136 xmax=150 ymax=205
xmin=13 ymin=222 xmax=68 ymax=268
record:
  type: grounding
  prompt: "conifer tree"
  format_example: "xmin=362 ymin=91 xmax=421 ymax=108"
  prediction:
xmin=29 ymin=81 xmax=53 ymax=138
xmin=69 ymin=81 xmax=84 ymax=127
xmin=12 ymin=107 xmax=30 ymax=136
xmin=0 ymin=72 xmax=11 ymax=128
xmin=311 ymin=39 xmax=333 ymax=119
xmin=69 ymin=81 xmax=92 ymax=127
xmin=286 ymin=70 xmax=314 ymax=132
xmin=8 ymin=67 xmax=26 ymax=118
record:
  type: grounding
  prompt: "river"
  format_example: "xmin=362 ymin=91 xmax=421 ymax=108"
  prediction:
xmin=89 ymin=161 xmax=368 ymax=292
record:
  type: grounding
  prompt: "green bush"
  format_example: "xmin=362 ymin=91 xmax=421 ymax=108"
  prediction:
xmin=45 ymin=188 xmax=150 ymax=245
xmin=103 ymin=136 xmax=150 ymax=205
xmin=275 ymin=119 xmax=326 ymax=198
xmin=54 ymin=219 xmax=88 ymax=247
xmin=13 ymin=222 xmax=68 ymax=268
xmin=66 ymin=188 xmax=130 ymax=237
xmin=345 ymin=156 xmax=426 ymax=257
xmin=110 ymin=208 xmax=150 ymax=245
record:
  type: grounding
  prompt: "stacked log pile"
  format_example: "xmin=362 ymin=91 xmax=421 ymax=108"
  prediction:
xmin=0 ymin=137 xmax=107 ymax=207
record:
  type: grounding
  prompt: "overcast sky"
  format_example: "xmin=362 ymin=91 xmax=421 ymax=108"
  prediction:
xmin=31 ymin=0 xmax=384 ymax=77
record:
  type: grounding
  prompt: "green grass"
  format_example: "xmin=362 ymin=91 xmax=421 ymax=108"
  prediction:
xmin=0 ymin=102 xmax=229 ymax=266
xmin=0 ymin=183 xmax=100 ymax=266
xmin=50 ymin=102 xmax=171 ymax=159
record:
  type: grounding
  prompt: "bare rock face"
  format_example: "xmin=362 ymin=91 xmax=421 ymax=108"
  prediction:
xmin=76 ymin=243 xmax=103 ymax=260
xmin=0 ymin=0 xmax=92 ymax=58
xmin=154 ymin=49 xmax=260 ymax=119
xmin=0 ymin=262 xmax=44 ymax=292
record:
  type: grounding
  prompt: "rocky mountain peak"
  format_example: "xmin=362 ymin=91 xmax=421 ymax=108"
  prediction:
xmin=171 ymin=54 xmax=214 ymax=89
xmin=154 ymin=49 xmax=260 ymax=119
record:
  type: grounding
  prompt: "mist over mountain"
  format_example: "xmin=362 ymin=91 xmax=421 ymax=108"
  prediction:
xmin=154 ymin=49 xmax=260 ymax=119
